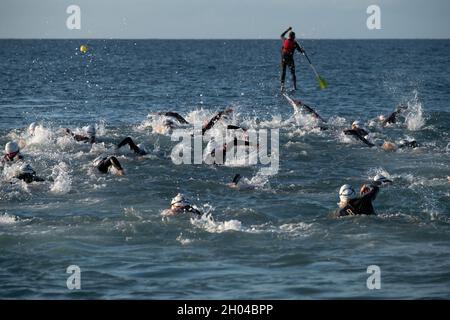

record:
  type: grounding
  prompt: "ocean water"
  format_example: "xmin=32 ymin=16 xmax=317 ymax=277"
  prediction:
xmin=0 ymin=39 xmax=449 ymax=299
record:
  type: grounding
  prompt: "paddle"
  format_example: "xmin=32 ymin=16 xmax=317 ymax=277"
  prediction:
xmin=301 ymin=51 xmax=327 ymax=90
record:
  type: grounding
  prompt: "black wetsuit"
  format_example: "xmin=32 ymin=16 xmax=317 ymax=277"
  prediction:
xmin=156 ymin=109 xmax=233 ymax=135
xmin=96 ymin=156 xmax=123 ymax=174
xmin=201 ymin=109 xmax=233 ymax=135
xmin=334 ymin=185 xmax=380 ymax=217
xmin=156 ymin=112 xmax=190 ymax=124
xmin=398 ymin=140 xmax=418 ymax=149
xmin=382 ymin=105 xmax=408 ymax=125
xmin=65 ymin=129 xmax=95 ymax=144
xmin=15 ymin=172 xmax=45 ymax=183
xmin=232 ymin=174 xmax=242 ymax=184
xmin=344 ymin=128 xmax=374 ymax=147
xmin=209 ymin=139 xmax=254 ymax=165
xmin=291 ymin=98 xmax=327 ymax=125
xmin=178 ymin=205 xmax=202 ymax=218
xmin=117 ymin=137 xmax=147 ymax=155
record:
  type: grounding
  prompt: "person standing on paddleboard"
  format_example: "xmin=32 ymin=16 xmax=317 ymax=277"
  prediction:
xmin=280 ymin=27 xmax=305 ymax=92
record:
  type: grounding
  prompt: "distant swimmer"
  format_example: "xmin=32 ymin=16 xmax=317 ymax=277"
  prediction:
xmin=2 ymin=141 xmax=23 ymax=163
xmin=64 ymin=125 xmax=96 ymax=144
xmin=280 ymin=26 xmax=305 ymax=92
xmin=382 ymin=138 xmax=418 ymax=152
xmin=333 ymin=174 xmax=392 ymax=217
xmin=343 ymin=121 xmax=375 ymax=147
xmin=161 ymin=193 xmax=202 ymax=217
xmin=117 ymin=137 xmax=148 ymax=156
xmin=151 ymin=108 xmax=234 ymax=135
xmin=378 ymin=104 xmax=408 ymax=126
xmin=14 ymin=163 xmax=45 ymax=183
xmin=93 ymin=156 xmax=125 ymax=175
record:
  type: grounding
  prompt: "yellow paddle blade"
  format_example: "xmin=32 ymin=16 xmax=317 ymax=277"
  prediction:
xmin=317 ymin=76 xmax=327 ymax=89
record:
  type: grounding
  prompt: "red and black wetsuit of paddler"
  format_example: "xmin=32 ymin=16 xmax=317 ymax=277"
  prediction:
xmin=280 ymin=28 xmax=304 ymax=90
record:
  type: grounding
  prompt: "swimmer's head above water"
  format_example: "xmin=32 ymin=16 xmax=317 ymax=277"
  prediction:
xmin=162 ymin=193 xmax=202 ymax=217
xmin=351 ymin=120 xmax=362 ymax=130
xmin=3 ymin=141 xmax=21 ymax=161
xmin=86 ymin=125 xmax=96 ymax=137
xmin=28 ymin=122 xmax=37 ymax=136
xmin=170 ymin=193 xmax=191 ymax=209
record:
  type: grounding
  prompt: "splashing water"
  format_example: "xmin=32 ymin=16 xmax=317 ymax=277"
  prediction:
xmin=0 ymin=213 xmax=19 ymax=225
xmin=50 ymin=162 xmax=72 ymax=194
xmin=405 ymin=92 xmax=425 ymax=131
xmin=190 ymin=213 xmax=243 ymax=233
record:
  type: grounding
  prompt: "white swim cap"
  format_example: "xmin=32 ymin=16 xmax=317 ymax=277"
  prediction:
xmin=171 ymin=193 xmax=190 ymax=206
xmin=373 ymin=174 xmax=390 ymax=184
xmin=92 ymin=156 xmax=104 ymax=167
xmin=137 ymin=143 xmax=147 ymax=154
xmin=352 ymin=120 xmax=362 ymax=128
xmin=20 ymin=163 xmax=34 ymax=174
xmin=5 ymin=141 xmax=19 ymax=154
xmin=378 ymin=115 xmax=386 ymax=122
xmin=339 ymin=184 xmax=356 ymax=201
xmin=86 ymin=125 xmax=96 ymax=137
xmin=28 ymin=122 xmax=37 ymax=135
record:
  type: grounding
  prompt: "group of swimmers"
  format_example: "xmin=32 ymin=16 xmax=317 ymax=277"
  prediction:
xmin=1 ymin=108 xmax=258 ymax=218
xmin=0 ymin=27 xmax=435 ymax=219
xmin=1 ymin=96 xmax=420 ymax=220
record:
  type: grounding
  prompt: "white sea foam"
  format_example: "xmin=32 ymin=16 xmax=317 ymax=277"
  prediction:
xmin=0 ymin=213 xmax=19 ymax=225
xmin=405 ymin=91 xmax=425 ymax=131
xmin=190 ymin=213 xmax=243 ymax=233
xmin=50 ymin=162 xmax=72 ymax=194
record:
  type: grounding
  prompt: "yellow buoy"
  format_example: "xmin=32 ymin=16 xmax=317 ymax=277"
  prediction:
xmin=79 ymin=44 xmax=88 ymax=53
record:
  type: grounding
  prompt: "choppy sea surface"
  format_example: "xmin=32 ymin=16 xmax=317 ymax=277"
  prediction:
xmin=0 ymin=39 xmax=449 ymax=299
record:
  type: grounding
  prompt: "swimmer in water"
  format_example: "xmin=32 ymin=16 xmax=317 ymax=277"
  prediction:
xmin=378 ymin=104 xmax=408 ymax=126
xmin=93 ymin=156 xmax=125 ymax=175
xmin=117 ymin=137 xmax=148 ymax=156
xmin=151 ymin=108 xmax=234 ymax=135
xmin=289 ymin=98 xmax=327 ymax=124
xmin=64 ymin=125 xmax=96 ymax=144
xmin=14 ymin=163 xmax=45 ymax=183
xmin=227 ymin=174 xmax=242 ymax=188
xmin=161 ymin=193 xmax=202 ymax=217
xmin=382 ymin=138 xmax=419 ymax=152
xmin=333 ymin=174 xmax=392 ymax=217
xmin=343 ymin=121 xmax=375 ymax=147
xmin=28 ymin=122 xmax=38 ymax=136
xmin=2 ymin=141 xmax=24 ymax=164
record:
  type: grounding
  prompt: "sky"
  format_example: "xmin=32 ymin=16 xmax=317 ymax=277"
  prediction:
xmin=1 ymin=0 xmax=449 ymax=39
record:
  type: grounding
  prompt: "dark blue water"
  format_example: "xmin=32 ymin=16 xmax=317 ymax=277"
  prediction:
xmin=0 ymin=40 xmax=449 ymax=299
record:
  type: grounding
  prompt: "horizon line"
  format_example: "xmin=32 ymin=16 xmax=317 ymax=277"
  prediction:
xmin=1 ymin=37 xmax=450 ymax=41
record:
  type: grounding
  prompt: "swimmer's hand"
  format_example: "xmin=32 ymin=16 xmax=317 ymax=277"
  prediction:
xmin=360 ymin=184 xmax=371 ymax=196
xmin=227 ymin=182 xmax=239 ymax=189
xmin=161 ymin=209 xmax=176 ymax=217
xmin=116 ymin=169 xmax=125 ymax=176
